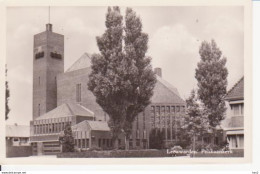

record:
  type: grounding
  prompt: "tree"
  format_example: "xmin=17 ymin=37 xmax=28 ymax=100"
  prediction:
xmin=5 ymin=65 xmax=10 ymax=120
xmin=123 ymin=8 xmax=156 ymax=149
xmin=183 ymin=89 xmax=208 ymax=151
xmin=59 ymin=124 xmax=74 ymax=152
xmin=149 ymin=128 xmax=165 ymax=149
xmin=195 ymin=40 xmax=228 ymax=127
xmin=88 ymin=7 xmax=156 ymax=149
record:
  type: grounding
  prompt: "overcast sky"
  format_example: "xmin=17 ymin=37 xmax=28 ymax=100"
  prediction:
xmin=6 ymin=6 xmax=244 ymax=125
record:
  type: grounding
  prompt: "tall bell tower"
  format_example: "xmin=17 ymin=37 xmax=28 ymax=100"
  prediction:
xmin=32 ymin=23 xmax=64 ymax=120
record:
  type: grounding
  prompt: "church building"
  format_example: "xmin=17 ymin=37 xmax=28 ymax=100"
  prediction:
xmin=30 ymin=23 xmax=186 ymax=155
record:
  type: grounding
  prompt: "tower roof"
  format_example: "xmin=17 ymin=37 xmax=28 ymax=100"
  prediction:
xmin=35 ymin=103 xmax=94 ymax=120
xmin=66 ymin=53 xmax=92 ymax=72
xmin=225 ymin=77 xmax=244 ymax=101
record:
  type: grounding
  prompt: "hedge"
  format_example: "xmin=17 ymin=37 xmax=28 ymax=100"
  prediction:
xmin=57 ymin=149 xmax=186 ymax=158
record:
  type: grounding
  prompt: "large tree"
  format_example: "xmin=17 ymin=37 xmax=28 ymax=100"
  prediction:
xmin=5 ymin=65 xmax=10 ymax=120
xmin=88 ymin=7 xmax=156 ymax=149
xmin=123 ymin=8 xmax=156 ymax=149
xmin=195 ymin=40 xmax=228 ymax=127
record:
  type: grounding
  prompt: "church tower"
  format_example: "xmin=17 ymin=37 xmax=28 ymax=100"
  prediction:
xmin=32 ymin=23 xmax=64 ymax=120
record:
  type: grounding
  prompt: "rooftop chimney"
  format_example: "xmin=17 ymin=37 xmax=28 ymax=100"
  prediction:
xmin=154 ymin=67 xmax=162 ymax=77
xmin=46 ymin=23 xmax=52 ymax=32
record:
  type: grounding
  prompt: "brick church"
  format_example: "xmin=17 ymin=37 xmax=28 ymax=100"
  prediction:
xmin=29 ymin=23 xmax=186 ymax=155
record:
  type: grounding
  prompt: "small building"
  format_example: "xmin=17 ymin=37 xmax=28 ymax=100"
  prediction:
xmin=30 ymin=102 xmax=95 ymax=155
xmin=6 ymin=124 xmax=31 ymax=157
xmin=72 ymin=120 xmax=124 ymax=150
xmin=223 ymin=77 xmax=244 ymax=150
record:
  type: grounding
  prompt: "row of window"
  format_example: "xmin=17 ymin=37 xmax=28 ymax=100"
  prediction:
xmin=34 ymin=121 xmax=71 ymax=135
xmin=35 ymin=51 xmax=62 ymax=60
xmin=150 ymin=105 xmax=185 ymax=129
xmin=75 ymin=139 xmax=90 ymax=148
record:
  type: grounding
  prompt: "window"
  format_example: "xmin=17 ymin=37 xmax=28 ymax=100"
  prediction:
xmin=151 ymin=106 xmax=155 ymax=128
xmin=136 ymin=115 xmax=139 ymax=130
xmin=161 ymin=106 xmax=165 ymax=128
xmin=136 ymin=139 xmax=140 ymax=146
xmin=98 ymin=139 xmax=101 ymax=147
xmin=35 ymin=51 xmax=44 ymax=59
xmin=76 ymin=84 xmax=81 ymax=102
xmin=143 ymin=112 xmax=145 ymax=129
xmin=38 ymin=104 xmax=40 ymax=116
xmin=155 ymin=106 xmax=160 ymax=128
xmin=231 ymin=104 xmax=240 ymax=116
xmin=176 ymin=106 xmax=180 ymax=112
xmin=106 ymin=139 xmax=110 ymax=147
xmin=50 ymin=52 xmax=62 ymax=59
xmin=171 ymin=106 xmax=175 ymax=113
xmin=82 ymin=139 xmax=86 ymax=148
xmin=241 ymin=104 xmax=244 ymax=115
xmin=86 ymin=139 xmax=89 ymax=147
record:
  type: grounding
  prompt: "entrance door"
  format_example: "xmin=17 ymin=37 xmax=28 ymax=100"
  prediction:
xmin=37 ymin=142 xmax=43 ymax=155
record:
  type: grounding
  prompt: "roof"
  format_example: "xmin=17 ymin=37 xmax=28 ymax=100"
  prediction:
xmin=6 ymin=125 xmax=30 ymax=137
xmin=156 ymin=75 xmax=181 ymax=97
xmin=65 ymin=52 xmax=184 ymax=104
xmin=66 ymin=53 xmax=92 ymax=72
xmin=72 ymin=120 xmax=110 ymax=131
xmin=151 ymin=75 xmax=185 ymax=104
xmin=87 ymin=121 xmax=110 ymax=131
xmin=36 ymin=103 xmax=94 ymax=120
xmin=225 ymin=77 xmax=244 ymax=101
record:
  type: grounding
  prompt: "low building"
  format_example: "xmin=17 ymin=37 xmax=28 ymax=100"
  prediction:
xmin=30 ymin=102 xmax=95 ymax=155
xmin=6 ymin=124 xmax=31 ymax=157
xmin=223 ymin=77 xmax=244 ymax=150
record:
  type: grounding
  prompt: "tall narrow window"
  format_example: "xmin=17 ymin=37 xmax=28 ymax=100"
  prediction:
xmin=143 ymin=111 xmax=145 ymax=129
xmin=76 ymin=84 xmax=81 ymax=102
xmin=38 ymin=104 xmax=40 ymax=116
xmin=151 ymin=106 xmax=155 ymax=128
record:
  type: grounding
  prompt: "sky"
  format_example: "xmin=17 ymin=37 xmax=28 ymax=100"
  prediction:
xmin=6 ymin=6 xmax=244 ymax=126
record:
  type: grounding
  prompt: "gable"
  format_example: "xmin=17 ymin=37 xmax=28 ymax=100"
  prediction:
xmin=226 ymin=77 xmax=244 ymax=101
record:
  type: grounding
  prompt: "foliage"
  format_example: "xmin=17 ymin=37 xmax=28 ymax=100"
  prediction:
xmin=149 ymin=128 xmax=165 ymax=149
xmin=59 ymin=124 xmax=75 ymax=152
xmin=183 ymin=89 xmax=209 ymax=150
xmin=195 ymin=40 xmax=228 ymax=127
xmin=88 ymin=6 xmax=156 ymax=148
xmin=123 ymin=7 xmax=156 ymax=145
xmin=5 ymin=65 xmax=10 ymax=120
xmin=88 ymin=146 xmax=102 ymax=151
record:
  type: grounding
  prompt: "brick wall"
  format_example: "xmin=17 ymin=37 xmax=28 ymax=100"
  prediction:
xmin=57 ymin=68 xmax=105 ymax=121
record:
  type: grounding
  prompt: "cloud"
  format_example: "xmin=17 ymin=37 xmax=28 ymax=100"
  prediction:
xmin=148 ymin=24 xmax=200 ymax=98
xmin=64 ymin=17 xmax=102 ymax=36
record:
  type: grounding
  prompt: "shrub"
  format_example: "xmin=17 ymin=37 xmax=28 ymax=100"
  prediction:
xmin=88 ymin=146 xmax=102 ymax=151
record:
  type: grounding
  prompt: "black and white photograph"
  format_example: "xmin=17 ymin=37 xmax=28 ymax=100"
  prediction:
xmin=1 ymin=0 xmax=252 ymax=165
